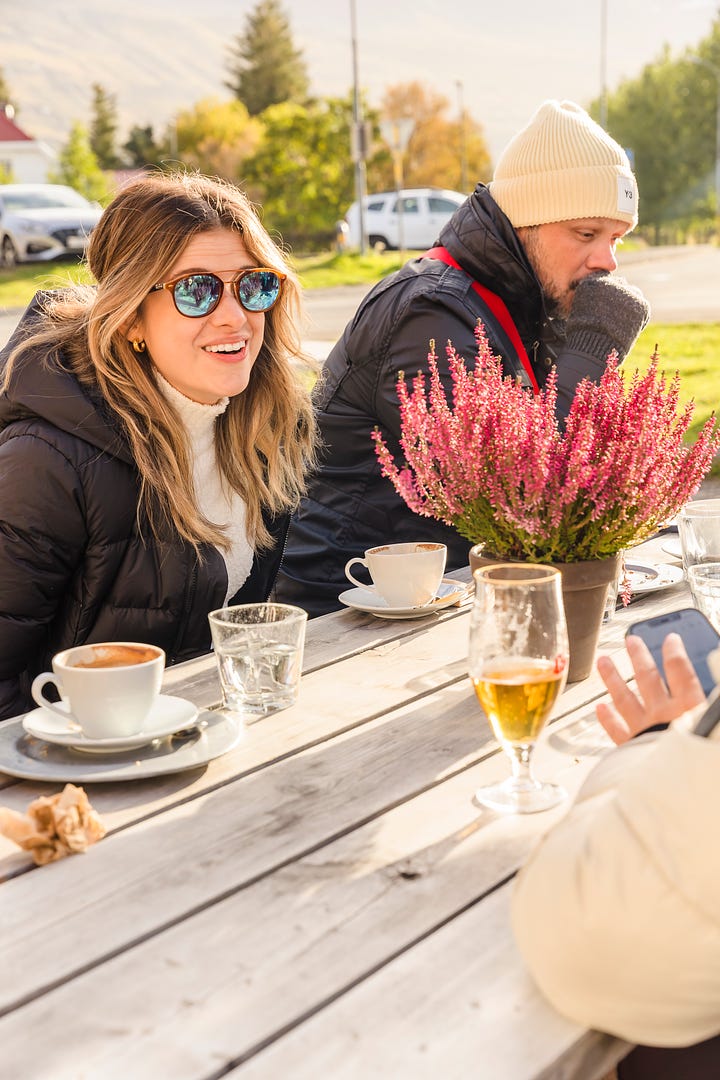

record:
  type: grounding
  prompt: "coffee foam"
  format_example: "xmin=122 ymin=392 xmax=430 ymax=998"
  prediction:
xmin=72 ymin=645 xmax=159 ymax=669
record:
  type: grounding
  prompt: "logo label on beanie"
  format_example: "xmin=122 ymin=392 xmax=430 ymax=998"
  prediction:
xmin=617 ymin=176 xmax=635 ymax=215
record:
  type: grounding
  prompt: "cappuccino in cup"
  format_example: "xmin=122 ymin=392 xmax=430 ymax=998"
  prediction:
xmin=31 ymin=641 xmax=165 ymax=739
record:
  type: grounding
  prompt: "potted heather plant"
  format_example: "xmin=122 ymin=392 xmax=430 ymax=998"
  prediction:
xmin=373 ymin=326 xmax=720 ymax=681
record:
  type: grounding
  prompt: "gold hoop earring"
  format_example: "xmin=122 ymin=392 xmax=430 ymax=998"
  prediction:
xmin=131 ymin=339 xmax=147 ymax=354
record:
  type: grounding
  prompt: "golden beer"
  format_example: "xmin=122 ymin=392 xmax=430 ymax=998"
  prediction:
xmin=472 ymin=657 xmax=564 ymax=745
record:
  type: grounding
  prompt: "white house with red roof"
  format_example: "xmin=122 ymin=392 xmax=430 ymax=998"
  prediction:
xmin=0 ymin=105 xmax=56 ymax=182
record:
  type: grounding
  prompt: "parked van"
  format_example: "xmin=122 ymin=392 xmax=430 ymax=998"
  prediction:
xmin=343 ymin=187 xmax=467 ymax=251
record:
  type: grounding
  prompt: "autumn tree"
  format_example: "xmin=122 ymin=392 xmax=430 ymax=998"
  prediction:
xmin=49 ymin=122 xmax=113 ymax=204
xmin=368 ymin=82 xmax=491 ymax=193
xmin=225 ymin=0 xmax=309 ymax=116
xmin=242 ymin=97 xmax=356 ymax=248
xmin=170 ymin=98 xmax=262 ymax=181
xmin=89 ymin=83 xmax=121 ymax=169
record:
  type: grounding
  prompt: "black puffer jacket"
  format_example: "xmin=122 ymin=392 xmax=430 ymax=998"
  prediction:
xmin=276 ymin=185 xmax=604 ymax=618
xmin=0 ymin=299 xmax=287 ymax=720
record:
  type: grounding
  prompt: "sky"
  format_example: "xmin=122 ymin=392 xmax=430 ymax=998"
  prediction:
xmin=2 ymin=0 xmax=718 ymax=166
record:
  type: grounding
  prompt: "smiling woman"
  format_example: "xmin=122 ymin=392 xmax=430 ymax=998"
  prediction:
xmin=0 ymin=171 xmax=317 ymax=721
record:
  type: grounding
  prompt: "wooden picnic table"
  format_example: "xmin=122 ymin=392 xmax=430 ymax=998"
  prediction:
xmin=0 ymin=532 xmax=688 ymax=1079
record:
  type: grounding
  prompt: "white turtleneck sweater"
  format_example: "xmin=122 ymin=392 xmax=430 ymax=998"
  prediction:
xmin=156 ymin=372 xmax=254 ymax=604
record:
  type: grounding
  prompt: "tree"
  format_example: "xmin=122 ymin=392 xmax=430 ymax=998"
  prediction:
xmin=595 ymin=15 xmax=720 ymax=241
xmin=49 ymin=122 xmax=112 ymax=204
xmin=171 ymin=97 xmax=262 ymax=181
xmin=123 ymin=124 xmax=166 ymax=169
xmin=369 ymin=82 xmax=491 ymax=193
xmin=242 ymin=97 xmax=355 ymax=248
xmin=89 ymin=83 xmax=121 ymax=169
xmin=225 ymin=0 xmax=309 ymax=116
xmin=0 ymin=66 xmax=17 ymax=113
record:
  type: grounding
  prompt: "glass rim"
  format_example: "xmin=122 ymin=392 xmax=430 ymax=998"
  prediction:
xmin=208 ymin=602 xmax=307 ymax=625
xmin=680 ymin=499 xmax=720 ymax=517
xmin=472 ymin=562 xmax=561 ymax=586
xmin=687 ymin=562 xmax=720 ymax=578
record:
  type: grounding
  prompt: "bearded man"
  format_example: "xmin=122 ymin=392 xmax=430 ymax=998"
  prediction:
xmin=276 ymin=100 xmax=650 ymax=616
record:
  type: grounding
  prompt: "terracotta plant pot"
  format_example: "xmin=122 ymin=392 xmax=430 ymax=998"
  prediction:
xmin=468 ymin=546 xmax=622 ymax=683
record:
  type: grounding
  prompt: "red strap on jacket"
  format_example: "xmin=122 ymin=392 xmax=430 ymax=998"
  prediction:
xmin=424 ymin=245 xmax=540 ymax=393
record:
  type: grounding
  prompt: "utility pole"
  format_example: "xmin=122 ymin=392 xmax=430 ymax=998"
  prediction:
xmin=599 ymin=0 xmax=608 ymax=129
xmin=456 ymin=80 xmax=469 ymax=192
xmin=350 ymin=0 xmax=368 ymax=254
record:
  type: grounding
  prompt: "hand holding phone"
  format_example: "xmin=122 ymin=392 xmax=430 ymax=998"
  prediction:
xmin=627 ymin=608 xmax=720 ymax=698
xmin=596 ymin=610 xmax=717 ymax=743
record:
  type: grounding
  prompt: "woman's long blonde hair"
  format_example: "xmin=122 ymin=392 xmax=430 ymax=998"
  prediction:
xmin=3 ymin=171 xmax=317 ymax=552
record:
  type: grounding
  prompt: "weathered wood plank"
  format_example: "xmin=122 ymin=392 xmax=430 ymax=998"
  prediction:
xmin=0 ymin=710 xmax=613 ymax=1079
xmin=230 ymin=884 xmax=631 ymax=1080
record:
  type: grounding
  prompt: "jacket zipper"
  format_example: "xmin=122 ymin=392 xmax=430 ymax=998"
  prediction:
xmin=169 ymin=558 xmax=199 ymax=663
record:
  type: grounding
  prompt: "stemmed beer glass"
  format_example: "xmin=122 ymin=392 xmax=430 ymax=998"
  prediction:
xmin=468 ymin=564 xmax=569 ymax=814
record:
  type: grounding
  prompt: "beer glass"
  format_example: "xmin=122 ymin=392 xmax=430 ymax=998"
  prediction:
xmin=468 ymin=564 xmax=569 ymax=814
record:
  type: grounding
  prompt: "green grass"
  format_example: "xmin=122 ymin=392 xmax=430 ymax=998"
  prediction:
xmin=0 ymin=260 xmax=94 ymax=308
xmin=291 ymin=250 xmax=412 ymax=288
xmin=632 ymin=323 xmax=720 ymax=454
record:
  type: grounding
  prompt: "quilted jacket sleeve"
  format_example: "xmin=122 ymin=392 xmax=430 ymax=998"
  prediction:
xmin=0 ymin=429 xmax=88 ymax=719
xmin=511 ymin=725 xmax=720 ymax=1046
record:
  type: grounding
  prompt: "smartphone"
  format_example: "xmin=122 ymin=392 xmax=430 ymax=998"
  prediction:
xmin=627 ymin=607 xmax=720 ymax=697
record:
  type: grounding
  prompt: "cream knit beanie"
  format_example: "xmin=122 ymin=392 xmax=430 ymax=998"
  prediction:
xmin=488 ymin=100 xmax=638 ymax=229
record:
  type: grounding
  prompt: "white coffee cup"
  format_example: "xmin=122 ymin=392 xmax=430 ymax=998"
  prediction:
xmin=31 ymin=642 xmax=165 ymax=739
xmin=344 ymin=542 xmax=447 ymax=608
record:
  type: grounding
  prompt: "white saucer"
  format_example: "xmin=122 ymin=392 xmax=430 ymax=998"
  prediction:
xmin=338 ymin=578 xmax=468 ymax=619
xmin=624 ymin=561 xmax=684 ymax=594
xmin=1 ymin=709 xmax=242 ymax=782
xmin=661 ymin=537 xmax=682 ymax=559
xmin=22 ymin=695 xmax=200 ymax=753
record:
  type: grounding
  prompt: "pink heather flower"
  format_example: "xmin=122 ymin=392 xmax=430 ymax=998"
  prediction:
xmin=373 ymin=326 xmax=720 ymax=562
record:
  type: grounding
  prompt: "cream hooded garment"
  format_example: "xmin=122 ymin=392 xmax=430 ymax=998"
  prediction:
xmin=512 ymin=700 xmax=720 ymax=1047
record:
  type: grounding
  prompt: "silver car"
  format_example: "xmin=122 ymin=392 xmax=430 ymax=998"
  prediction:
xmin=0 ymin=183 xmax=103 ymax=267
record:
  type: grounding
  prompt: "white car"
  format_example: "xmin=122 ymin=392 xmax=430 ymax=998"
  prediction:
xmin=0 ymin=183 xmax=103 ymax=267
xmin=343 ymin=187 xmax=467 ymax=251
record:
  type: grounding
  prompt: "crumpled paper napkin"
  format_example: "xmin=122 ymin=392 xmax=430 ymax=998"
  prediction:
xmin=0 ymin=783 xmax=106 ymax=865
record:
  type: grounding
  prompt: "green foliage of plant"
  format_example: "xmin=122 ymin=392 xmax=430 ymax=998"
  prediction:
xmin=90 ymin=83 xmax=121 ymax=170
xmin=243 ymin=98 xmax=356 ymax=249
xmin=225 ymin=0 xmax=309 ymax=116
xmin=123 ymin=124 xmax=166 ymax=169
xmin=593 ymin=16 xmax=720 ymax=241
xmin=173 ymin=97 xmax=262 ymax=180
xmin=48 ymin=122 xmax=113 ymax=205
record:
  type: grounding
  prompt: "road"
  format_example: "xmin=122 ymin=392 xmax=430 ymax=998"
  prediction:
xmin=1 ymin=245 xmax=719 ymax=356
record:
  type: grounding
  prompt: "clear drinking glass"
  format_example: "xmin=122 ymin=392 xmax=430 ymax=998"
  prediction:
xmin=687 ymin=562 xmax=720 ymax=632
xmin=208 ymin=603 xmax=307 ymax=718
xmin=468 ymin=564 xmax=569 ymax=814
xmin=678 ymin=499 xmax=720 ymax=573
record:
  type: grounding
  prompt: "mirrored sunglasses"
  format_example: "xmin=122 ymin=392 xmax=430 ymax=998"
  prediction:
xmin=150 ymin=267 xmax=286 ymax=318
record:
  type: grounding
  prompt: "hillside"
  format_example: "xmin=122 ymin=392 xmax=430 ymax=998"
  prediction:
xmin=1 ymin=0 xmax=253 ymax=150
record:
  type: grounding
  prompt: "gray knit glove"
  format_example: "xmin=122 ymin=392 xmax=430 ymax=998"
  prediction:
xmin=566 ymin=273 xmax=651 ymax=363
